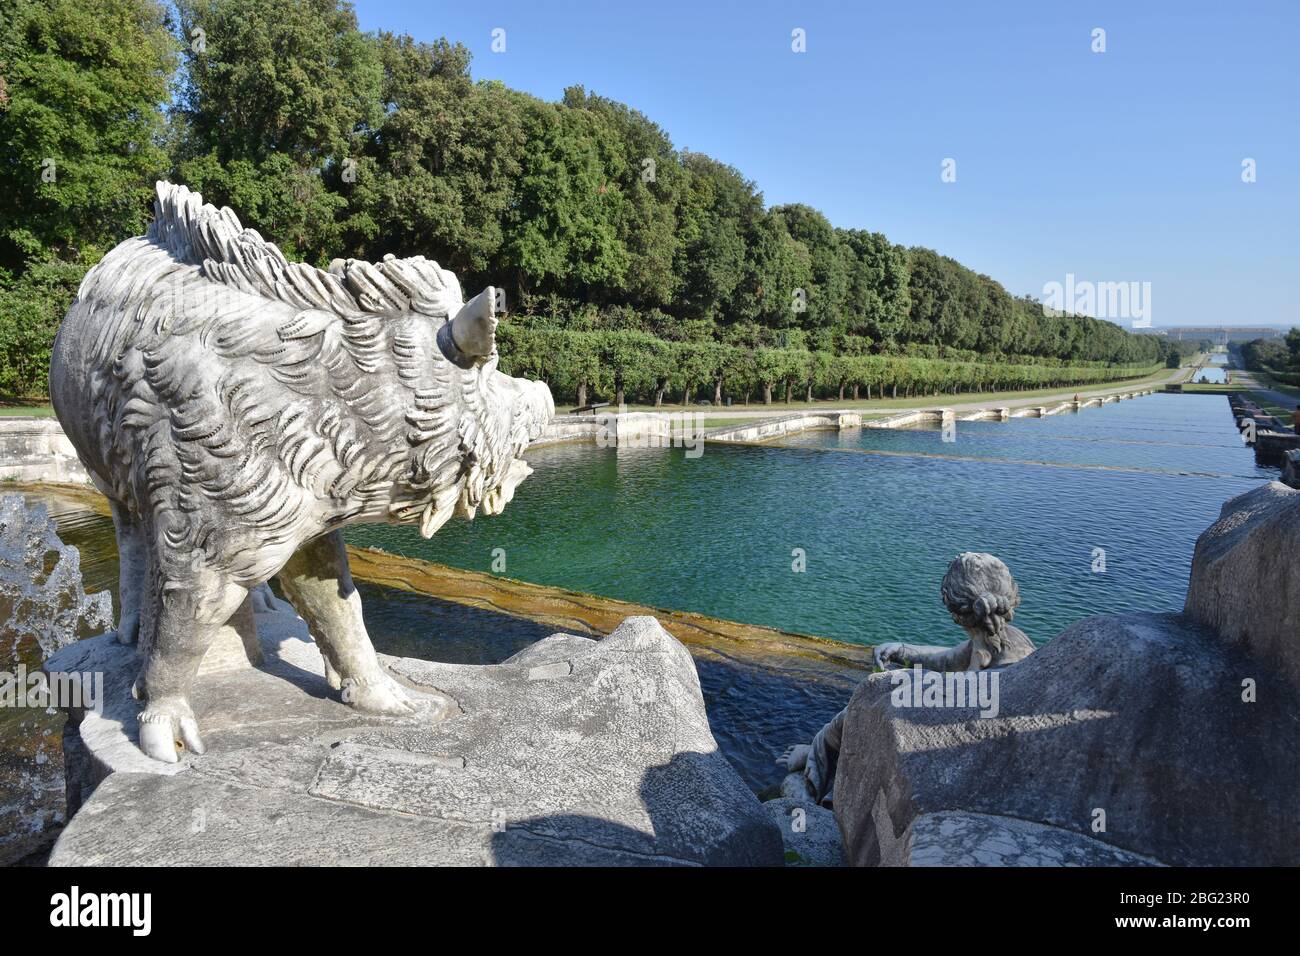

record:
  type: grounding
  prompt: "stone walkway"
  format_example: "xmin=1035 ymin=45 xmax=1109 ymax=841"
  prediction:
xmin=1233 ymin=369 xmax=1300 ymax=415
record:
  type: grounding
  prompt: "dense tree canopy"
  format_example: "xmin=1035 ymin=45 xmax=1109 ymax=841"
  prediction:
xmin=1 ymin=0 xmax=1172 ymax=400
xmin=171 ymin=0 xmax=382 ymax=263
xmin=0 ymin=0 xmax=176 ymax=394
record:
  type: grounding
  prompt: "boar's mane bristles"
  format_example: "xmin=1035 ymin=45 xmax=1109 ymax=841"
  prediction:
xmin=149 ymin=181 xmax=465 ymax=321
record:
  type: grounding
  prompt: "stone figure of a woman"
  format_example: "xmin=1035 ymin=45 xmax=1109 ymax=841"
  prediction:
xmin=776 ymin=552 xmax=1035 ymax=807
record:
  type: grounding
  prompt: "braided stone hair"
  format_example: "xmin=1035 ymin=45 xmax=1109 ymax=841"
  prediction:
xmin=940 ymin=552 xmax=1021 ymax=641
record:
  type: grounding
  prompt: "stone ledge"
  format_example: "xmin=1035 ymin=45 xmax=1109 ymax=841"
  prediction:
xmin=907 ymin=811 xmax=1164 ymax=867
xmin=0 ymin=418 xmax=89 ymax=484
xmin=45 ymin=608 xmax=783 ymax=866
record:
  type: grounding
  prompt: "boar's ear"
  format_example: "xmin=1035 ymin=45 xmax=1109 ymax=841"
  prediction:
xmin=438 ymin=286 xmax=499 ymax=369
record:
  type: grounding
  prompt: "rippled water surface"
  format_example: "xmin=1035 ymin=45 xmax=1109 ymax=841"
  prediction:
xmin=348 ymin=393 xmax=1274 ymax=647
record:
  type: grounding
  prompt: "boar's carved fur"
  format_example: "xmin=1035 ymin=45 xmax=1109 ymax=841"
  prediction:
xmin=50 ymin=182 xmax=553 ymax=762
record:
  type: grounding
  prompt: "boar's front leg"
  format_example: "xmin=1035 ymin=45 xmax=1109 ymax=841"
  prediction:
xmin=135 ymin=561 xmax=249 ymax=763
xmin=277 ymin=531 xmax=416 ymax=716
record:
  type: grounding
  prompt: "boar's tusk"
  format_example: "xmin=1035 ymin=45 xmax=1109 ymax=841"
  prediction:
xmin=438 ymin=286 xmax=498 ymax=368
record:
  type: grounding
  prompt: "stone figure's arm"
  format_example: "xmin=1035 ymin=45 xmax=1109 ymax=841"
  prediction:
xmin=874 ymin=640 xmax=973 ymax=672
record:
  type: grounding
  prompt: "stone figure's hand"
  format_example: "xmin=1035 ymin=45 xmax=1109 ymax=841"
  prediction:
xmin=874 ymin=642 xmax=911 ymax=670
xmin=776 ymin=743 xmax=811 ymax=772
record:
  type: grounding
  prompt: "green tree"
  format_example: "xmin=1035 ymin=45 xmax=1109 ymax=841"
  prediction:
xmin=771 ymin=204 xmax=849 ymax=332
xmin=739 ymin=211 xmax=813 ymax=329
xmin=171 ymin=0 xmax=382 ymax=264
xmin=841 ymin=229 xmax=910 ymax=348
xmin=504 ymin=99 xmax=630 ymax=304
xmin=563 ymin=87 xmax=684 ymax=311
xmin=1285 ymin=327 xmax=1300 ymax=369
xmin=0 ymin=0 xmax=176 ymax=397
xmin=674 ymin=152 xmax=760 ymax=325
xmin=0 ymin=0 xmax=176 ymax=271
xmin=346 ymin=37 xmax=523 ymax=276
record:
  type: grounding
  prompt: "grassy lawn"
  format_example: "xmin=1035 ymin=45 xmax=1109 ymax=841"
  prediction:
xmin=0 ymin=403 xmax=54 ymax=418
xmin=1255 ymin=370 xmax=1300 ymax=400
xmin=1251 ymin=396 xmax=1294 ymax=421
xmin=693 ymin=417 xmax=752 ymax=429
xmin=1180 ymin=378 xmax=1294 ymax=427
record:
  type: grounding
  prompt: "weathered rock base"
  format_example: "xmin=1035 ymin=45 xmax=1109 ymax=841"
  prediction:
xmin=45 ymin=608 xmax=782 ymax=866
xmin=834 ymin=611 xmax=1298 ymax=867
xmin=763 ymin=796 xmax=845 ymax=866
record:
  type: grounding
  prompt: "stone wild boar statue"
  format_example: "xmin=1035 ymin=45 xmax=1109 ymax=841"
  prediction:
xmin=50 ymin=182 xmax=554 ymax=763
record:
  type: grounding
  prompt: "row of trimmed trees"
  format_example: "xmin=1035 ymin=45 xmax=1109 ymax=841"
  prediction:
xmin=497 ymin=324 xmax=1160 ymax=407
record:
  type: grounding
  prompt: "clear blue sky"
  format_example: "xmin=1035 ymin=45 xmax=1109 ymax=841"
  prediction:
xmin=352 ymin=0 xmax=1297 ymax=328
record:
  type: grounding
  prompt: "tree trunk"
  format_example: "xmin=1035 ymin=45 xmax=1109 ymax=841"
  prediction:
xmin=683 ymin=386 xmax=692 ymax=406
xmin=853 ymin=384 xmax=860 ymax=400
xmin=713 ymin=378 xmax=723 ymax=405
xmin=616 ymin=386 xmax=625 ymax=406
xmin=784 ymin=382 xmax=792 ymax=404
xmin=763 ymin=384 xmax=773 ymax=405
xmin=805 ymin=383 xmax=813 ymax=402
xmin=891 ymin=384 xmax=897 ymax=399
xmin=655 ymin=387 xmax=665 ymax=407
xmin=577 ymin=381 xmax=587 ymax=408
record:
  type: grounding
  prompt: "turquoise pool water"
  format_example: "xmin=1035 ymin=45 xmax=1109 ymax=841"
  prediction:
xmin=347 ymin=393 xmax=1274 ymax=648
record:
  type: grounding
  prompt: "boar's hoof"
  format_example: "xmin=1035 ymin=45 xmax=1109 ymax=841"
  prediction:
xmin=138 ymin=698 xmax=205 ymax=763
xmin=343 ymin=672 xmax=419 ymax=717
